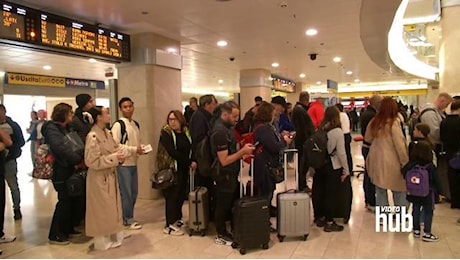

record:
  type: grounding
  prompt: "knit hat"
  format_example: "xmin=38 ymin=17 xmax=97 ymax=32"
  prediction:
xmin=271 ymin=96 xmax=287 ymax=108
xmin=76 ymin=94 xmax=92 ymax=108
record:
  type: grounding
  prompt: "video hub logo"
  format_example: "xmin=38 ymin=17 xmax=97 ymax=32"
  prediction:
xmin=375 ymin=206 xmax=413 ymax=232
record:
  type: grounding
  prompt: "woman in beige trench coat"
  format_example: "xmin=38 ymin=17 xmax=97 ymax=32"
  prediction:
xmin=365 ymin=97 xmax=409 ymax=213
xmin=84 ymin=106 xmax=131 ymax=250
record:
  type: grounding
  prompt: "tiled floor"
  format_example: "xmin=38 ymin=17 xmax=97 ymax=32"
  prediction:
xmin=1 ymin=140 xmax=459 ymax=259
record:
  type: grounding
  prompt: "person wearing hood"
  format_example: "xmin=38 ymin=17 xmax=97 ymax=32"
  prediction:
xmin=308 ymin=97 xmax=325 ymax=130
xmin=71 ymin=94 xmax=96 ymax=143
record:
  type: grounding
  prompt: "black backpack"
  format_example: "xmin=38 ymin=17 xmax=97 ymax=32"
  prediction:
xmin=195 ymin=133 xmax=214 ymax=177
xmin=303 ymin=129 xmax=336 ymax=169
xmin=112 ymin=119 xmax=140 ymax=144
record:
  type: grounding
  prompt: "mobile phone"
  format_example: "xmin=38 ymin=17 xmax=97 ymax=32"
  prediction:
xmin=253 ymin=141 xmax=260 ymax=147
xmin=289 ymin=131 xmax=296 ymax=139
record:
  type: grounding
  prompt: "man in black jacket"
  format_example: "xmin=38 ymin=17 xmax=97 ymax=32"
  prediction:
xmin=189 ymin=94 xmax=218 ymax=219
xmin=0 ymin=105 xmax=25 ymax=221
xmin=69 ymin=94 xmax=94 ymax=227
xmin=211 ymin=101 xmax=254 ymax=245
xmin=359 ymin=95 xmax=382 ymax=211
xmin=291 ymin=92 xmax=315 ymax=191
xmin=71 ymin=94 xmax=95 ymax=143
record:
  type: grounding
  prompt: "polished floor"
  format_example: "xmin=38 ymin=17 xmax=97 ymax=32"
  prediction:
xmin=1 ymin=141 xmax=459 ymax=259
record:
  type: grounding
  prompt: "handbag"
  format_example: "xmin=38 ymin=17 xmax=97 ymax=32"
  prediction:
xmin=268 ymin=165 xmax=285 ymax=183
xmin=64 ymin=131 xmax=84 ymax=155
xmin=151 ymin=168 xmax=176 ymax=190
xmin=65 ymin=169 xmax=87 ymax=197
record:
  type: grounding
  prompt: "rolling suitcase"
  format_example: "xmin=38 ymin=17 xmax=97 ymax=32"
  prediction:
xmin=334 ymin=175 xmax=352 ymax=224
xmin=232 ymin=158 xmax=270 ymax=255
xmin=277 ymin=149 xmax=311 ymax=242
xmin=188 ymin=169 xmax=209 ymax=236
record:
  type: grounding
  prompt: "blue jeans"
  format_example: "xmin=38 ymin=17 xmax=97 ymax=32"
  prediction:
xmin=117 ymin=166 xmax=138 ymax=225
xmin=375 ymin=186 xmax=408 ymax=211
xmin=4 ymin=160 xmax=20 ymax=211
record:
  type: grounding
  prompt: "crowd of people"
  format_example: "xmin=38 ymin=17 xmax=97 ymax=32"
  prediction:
xmin=0 ymin=90 xmax=459 ymax=253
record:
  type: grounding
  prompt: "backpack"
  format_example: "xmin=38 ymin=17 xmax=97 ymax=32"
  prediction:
xmin=196 ymin=134 xmax=214 ymax=177
xmin=409 ymin=108 xmax=436 ymax=138
xmin=303 ymin=129 xmax=336 ymax=169
xmin=32 ymin=143 xmax=55 ymax=179
xmin=112 ymin=119 xmax=140 ymax=144
xmin=405 ymin=164 xmax=430 ymax=197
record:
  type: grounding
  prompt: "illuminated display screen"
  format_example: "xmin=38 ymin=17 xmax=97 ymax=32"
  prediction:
xmin=1 ymin=2 xmax=37 ymax=42
xmin=0 ymin=1 xmax=130 ymax=62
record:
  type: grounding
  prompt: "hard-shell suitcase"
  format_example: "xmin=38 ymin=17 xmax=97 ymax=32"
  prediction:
xmin=188 ymin=169 xmax=209 ymax=236
xmin=232 ymin=158 xmax=270 ymax=255
xmin=334 ymin=175 xmax=352 ymax=224
xmin=277 ymin=149 xmax=311 ymax=242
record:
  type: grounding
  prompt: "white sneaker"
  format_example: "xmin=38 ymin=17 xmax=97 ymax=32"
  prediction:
xmin=163 ymin=225 xmax=184 ymax=236
xmin=125 ymin=222 xmax=142 ymax=230
xmin=0 ymin=235 xmax=16 ymax=244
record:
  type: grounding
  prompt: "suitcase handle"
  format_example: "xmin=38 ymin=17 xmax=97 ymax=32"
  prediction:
xmin=283 ymin=149 xmax=298 ymax=191
xmin=190 ymin=168 xmax=195 ymax=192
xmin=240 ymin=155 xmax=254 ymax=198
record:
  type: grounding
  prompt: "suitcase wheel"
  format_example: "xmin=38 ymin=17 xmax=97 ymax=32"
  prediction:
xmin=200 ymin=231 xmax=206 ymax=237
xmin=262 ymin=243 xmax=269 ymax=250
xmin=231 ymin=242 xmax=238 ymax=249
xmin=239 ymin=248 xmax=247 ymax=255
xmin=303 ymin=234 xmax=308 ymax=241
xmin=188 ymin=229 xmax=193 ymax=237
xmin=278 ymin=235 xmax=285 ymax=243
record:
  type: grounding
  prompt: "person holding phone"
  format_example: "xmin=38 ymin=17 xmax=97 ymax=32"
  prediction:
xmin=252 ymin=102 xmax=292 ymax=231
xmin=84 ymin=106 xmax=130 ymax=251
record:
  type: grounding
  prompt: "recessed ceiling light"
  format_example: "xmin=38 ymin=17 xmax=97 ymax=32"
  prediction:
xmin=354 ymin=79 xmax=360 ymax=83
xmin=89 ymin=58 xmax=97 ymax=63
xmin=218 ymin=79 xmax=224 ymax=84
xmin=271 ymin=62 xmax=279 ymax=68
xmin=306 ymin=28 xmax=318 ymax=36
xmin=333 ymin=57 xmax=342 ymax=63
xmin=299 ymin=73 xmax=306 ymax=78
xmin=167 ymin=48 xmax=177 ymax=53
xmin=316 ymin=81 xmax=321 ymax=85
xmin=346 ymin=71 xmax=353 ymax=75
xmin=217 ymin=40 xmax=228 ymax=47
xmin=43 ymin=65 xmax=51 ymax=70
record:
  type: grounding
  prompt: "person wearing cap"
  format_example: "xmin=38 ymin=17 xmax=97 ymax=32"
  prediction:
xmin=70 ymin=94 xmax=95 ymax=229
xmin=72 ymin=94 xmax=96 ymax=143
xmin=271 ymin=96 xmax=294 ymax=134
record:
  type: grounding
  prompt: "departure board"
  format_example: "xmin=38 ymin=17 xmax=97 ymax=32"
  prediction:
xmin=1 ymin=2 xmax=37 ymax=42
xmin=0 ymin=1 xmax=130 ymax=62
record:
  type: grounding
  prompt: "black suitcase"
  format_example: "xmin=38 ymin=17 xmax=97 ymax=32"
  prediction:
xmin=231 ymin=158 xmax=270 ymax=255
xmin=334 ymin=175 xmax=352 ymax=224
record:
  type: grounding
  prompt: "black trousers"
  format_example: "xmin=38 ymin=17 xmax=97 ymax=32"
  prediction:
xmin=0 ymin=173 xmax=5 ymax=238
xmin=344 ymin=134 xmax=353 ymax=175
xmin=362 ymin=146 xmax=376 ymax=206
xmin=447 ymin=164 xmax=460 ymax=209
xmin=296 ymin=142 xmax=307 ymax=191
xmin=49 ymin=183 xmax=79 ymax=240
xmin=162 ymin=169 xmax=188 ymax=226
xmin=215 ymin=189 xmax=237 ymax=235
xmin=312 ymin=161 xmax=342 ymax=222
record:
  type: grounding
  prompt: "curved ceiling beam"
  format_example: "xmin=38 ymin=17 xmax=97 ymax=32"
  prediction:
xmin=360 ymin=0 xmax=403 ymax=74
